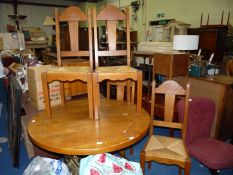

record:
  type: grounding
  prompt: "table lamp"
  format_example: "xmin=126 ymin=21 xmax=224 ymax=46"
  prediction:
xmin=173 ymin=35 xmax=199 ymax=51
xmin=43 ymin=16 xmax=55 ymax=46
xmin=43 ymin=16 xmax=55 ymax=26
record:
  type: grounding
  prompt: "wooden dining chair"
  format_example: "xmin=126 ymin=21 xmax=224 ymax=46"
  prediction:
xmin=92 ymin=5 xmax=142 ymax=120
xmin=140 ymin=80 xmax=191 ymax=175
xmin=41 ymin=6 xmax=94 ymax=119
xmin=55 ymin=6 xmax=93 ymax=97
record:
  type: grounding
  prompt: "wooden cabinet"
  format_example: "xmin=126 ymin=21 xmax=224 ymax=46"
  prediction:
xmin=174 ymin=75 xmax=233 ymax=140
xmin=187 ymin=26 xmax=228 ymax=63
xmin=153 ymin=52 xmax=189 ymax=80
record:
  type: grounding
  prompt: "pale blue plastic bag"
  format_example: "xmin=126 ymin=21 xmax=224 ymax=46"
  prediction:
xmin=79 ymin=153 xmax=143 ymax=175
xmin=23 ymin=156 xmax=71 ymax=175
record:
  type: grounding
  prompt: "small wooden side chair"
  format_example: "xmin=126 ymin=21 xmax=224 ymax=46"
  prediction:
xmin=140 ymin=80 xmax=191 ymax=175
xmin=92 ymin=5 xmax=142 ymax=120
xmin=41 ymin=66 xmax=93 ymax=119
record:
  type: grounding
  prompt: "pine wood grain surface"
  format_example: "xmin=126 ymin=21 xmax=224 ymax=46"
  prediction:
xmin=28 ymin=98 xmax=150 ymax=155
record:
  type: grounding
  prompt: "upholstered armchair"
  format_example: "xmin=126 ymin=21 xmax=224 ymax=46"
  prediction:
xmin=177 ymin=97 xmax=233 ymax=175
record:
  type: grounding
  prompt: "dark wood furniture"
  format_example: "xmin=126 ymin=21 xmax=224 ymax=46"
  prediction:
xmin=188 ymin=27 xmax=228 ymax=63
xmin=174 ymin=75 xmax=233 ymax=140
xmin=140 ymin=80 xmax=191 ymax=175
xmin=153 ymin=52 xmax=189 ymax=80
xmin=28 ymin=98 xmax=150 ymax=155
xmin=131 ymin=51 xmax=189 ymax=94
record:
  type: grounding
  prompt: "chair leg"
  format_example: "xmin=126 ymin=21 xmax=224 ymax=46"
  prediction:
xmin=137 ymin=71 xmax=142 ymax=113
xmin=119 ymin=150 xmax=125 ymax=158
xmin=209 ymin=169 xmax=220 ymax=175
xmin=140 ymin=152 xmax=145 ymax=174
xmin=41 ymin=72 xmax=51 ymax=119
xmin=107 ymin=81 xmax=110 ymax=99
xmin=92 ymin=73 xmax=99 ymax=120
xmin=59 ymin=82 xmax=65 ymax=106
xmin=148 ymin=161 xmax=151 ymax=169
xmin=87 ymin=73 xmax=93 ymax=119
xmin=178 ymin=167 xmax=182 ymax=175
xmin=184 ymin=159 xmax=191 ymax=175
xmin=129 ymin=146 xmax=133 ymax=155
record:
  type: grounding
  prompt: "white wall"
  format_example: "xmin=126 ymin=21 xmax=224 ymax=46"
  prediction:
xmin=98 ymin=0 xmax=233 ymax=42
xmin=1 ymin=0 xmax=232 ymax=42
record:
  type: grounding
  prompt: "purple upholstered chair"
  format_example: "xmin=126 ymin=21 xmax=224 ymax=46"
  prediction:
xmin=177 ymin=97 xmax=233 ymax=175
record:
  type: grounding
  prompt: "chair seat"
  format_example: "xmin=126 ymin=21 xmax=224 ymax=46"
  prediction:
xmin=188 ymin=138 xmax=233 ymax=170
xmin=145 ymin=135 xmax=187 ymax=162
xmin=48 ymin=66 xmax=91 ymax=74
xmin=95 ymin=66 xmax=137 ymax=74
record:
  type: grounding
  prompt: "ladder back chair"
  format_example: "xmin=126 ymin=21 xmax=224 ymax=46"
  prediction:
xmin=55 ymin=6 xmax=93 ymax=67
xmin=140 ymin=80 xmax=191 ymax=175
xmin=41 ymin=6 xmax=94 ymax=119
xmin=92 ymin=5 xmax=142 ymax=120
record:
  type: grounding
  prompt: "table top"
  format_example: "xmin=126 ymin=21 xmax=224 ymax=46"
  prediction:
xmin=131 ymin=51 xmax=155 ymax=56
xmin=192 ymin=74 xmax=233 ymax=86
xmin=28 ymin=98 xmax=150 ymax=155
xmin=131 ymin=51 xmax=189 ymax=58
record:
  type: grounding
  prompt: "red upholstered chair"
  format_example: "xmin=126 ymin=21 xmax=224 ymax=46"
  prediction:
xmin=177 ymin=97 xmax=233 ymax=175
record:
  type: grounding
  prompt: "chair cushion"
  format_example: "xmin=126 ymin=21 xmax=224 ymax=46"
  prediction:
xmin=177 ymin=97 xmax=215 ymax=146
xmin=188 ymin=138 xmax=233 ymax=169
xmin=145 ymin=135 xmax=187 ymax=162
xmin=96 ymin=66 xmax=137 ymax=73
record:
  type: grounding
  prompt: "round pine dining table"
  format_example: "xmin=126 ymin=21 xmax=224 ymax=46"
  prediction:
xmin=28 ymin=98 xmax=150 ymax=155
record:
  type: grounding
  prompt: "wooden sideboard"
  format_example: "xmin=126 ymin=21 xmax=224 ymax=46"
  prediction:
xmin=174 ymin=75 xmax=233 ymax=140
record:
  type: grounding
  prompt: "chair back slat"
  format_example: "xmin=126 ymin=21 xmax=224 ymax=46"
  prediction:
xmin=153 ymin=120 xmax=183 ymax=129
xmin=68 ymin=21 xmax=79 ymax=51
xmin=97 ymin=5 xmax=126 ymax=20
xmin=107 ymin=20 xmax=117 ymax=51
xmin=155 ymin=80 xmax=186 ymax=95
xmin=150 ymin=80 xmax=190 ymax=140
xmin=164 ymin=94 xmax=175 ymax=122
xmin=59 ymin=6 xmax=87 ymax=21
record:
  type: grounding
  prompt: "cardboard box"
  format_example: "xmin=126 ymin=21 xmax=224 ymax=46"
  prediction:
xmin=27 ymin=65 xmax=61 ymax=111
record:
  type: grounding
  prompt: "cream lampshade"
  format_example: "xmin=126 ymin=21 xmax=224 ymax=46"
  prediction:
xmin=43 ymin=16 xmax=55 ymax=26
xmin=173 ymin=35 xmax=199 ymax=51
